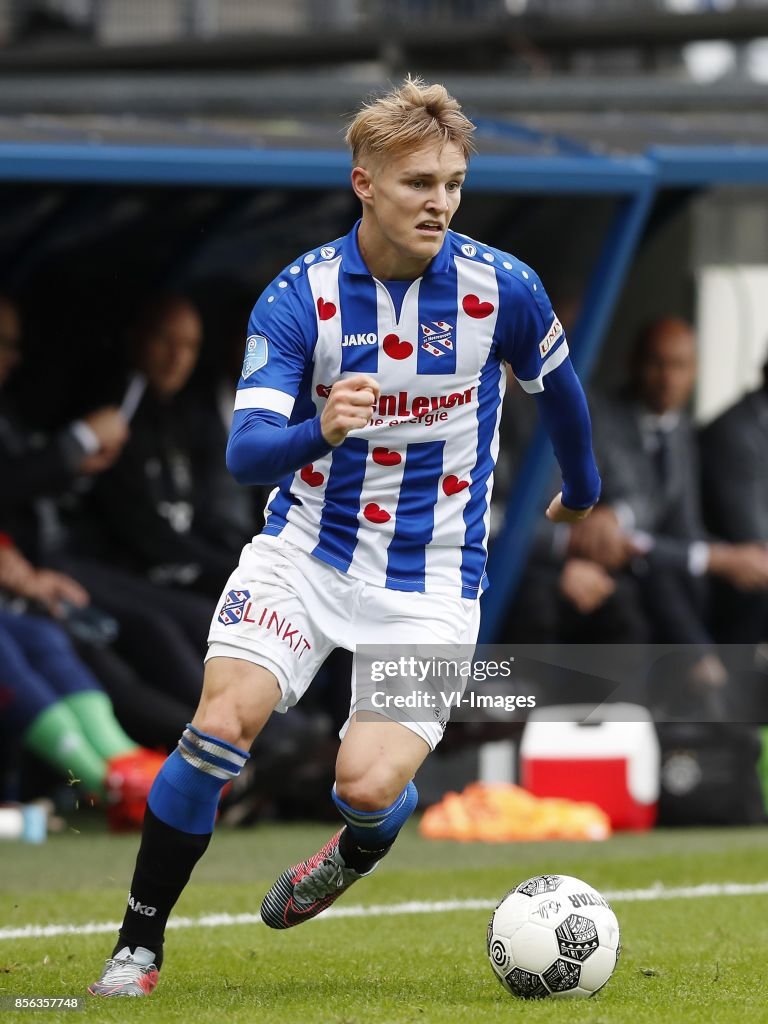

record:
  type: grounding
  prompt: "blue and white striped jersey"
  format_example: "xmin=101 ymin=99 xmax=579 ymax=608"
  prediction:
xmin=233 ymin=221 xmax=569 ymax=599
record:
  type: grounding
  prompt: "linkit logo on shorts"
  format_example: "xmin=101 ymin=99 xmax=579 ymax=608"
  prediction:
xmin=217 ymin=589 xmax=312 ymax=659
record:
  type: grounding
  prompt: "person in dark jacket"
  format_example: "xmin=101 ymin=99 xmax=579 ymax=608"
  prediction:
xmin=700 ymin=356 xmax=768 ymax=644
xmin=85 ymin=296 xmax=253 ymax=599
xmin=0 ymin=295 xmax=208 ymax=720
xmin=591 ymin=318 xmax=768 ymax=716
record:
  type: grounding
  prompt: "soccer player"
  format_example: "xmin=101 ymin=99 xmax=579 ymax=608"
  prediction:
xmin=89 ymin=76 xmax=600 ymax=997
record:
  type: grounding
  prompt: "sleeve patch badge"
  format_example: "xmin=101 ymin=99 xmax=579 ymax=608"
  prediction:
xmin=242 ymin=335 xmax=269 ymax=378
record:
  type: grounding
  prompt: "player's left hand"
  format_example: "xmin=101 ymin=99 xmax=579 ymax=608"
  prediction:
xmin=545 ymin=491 xmax=594 ymax=523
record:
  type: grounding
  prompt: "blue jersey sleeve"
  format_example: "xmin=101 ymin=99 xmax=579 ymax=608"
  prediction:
xmin=234 ymin=273 xmax=315 ymax=411
xmin=496 ymin=264 xmax=599 ymax=509
xmin=227 ymin=271 xmax=332 ymax=485
xmin=227 ymin=409 xmax=331 ymax=486
xmin=533 ymin=359 xmax=601 ymax=510
xmin=496 ymin=267 xmax=568 ymax=393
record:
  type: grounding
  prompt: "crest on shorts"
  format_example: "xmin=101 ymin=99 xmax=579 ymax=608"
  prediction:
xmin=242 ymin=335 xmax=268 ymax=379
xmin=218 ymin=589 xmax=251 ymax=626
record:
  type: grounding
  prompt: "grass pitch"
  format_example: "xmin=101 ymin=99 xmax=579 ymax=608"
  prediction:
xmin=2 ymin=820 xmax=767 ymax=1023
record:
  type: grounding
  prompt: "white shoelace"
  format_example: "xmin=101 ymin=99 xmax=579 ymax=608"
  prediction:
xmin=100 ymin=957 xmax=150 ymax=987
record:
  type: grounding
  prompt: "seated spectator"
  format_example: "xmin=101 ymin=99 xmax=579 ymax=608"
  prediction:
xmin=0 ymin=539 xmax=163 ymax=830
xmin=592 ymin=318 xmax=768 ymax=629
xmin=0 ymin=532 xmax=193 ymax=750
xmin=506 ymin=317 xmax=768 ymax=717
xmin=84 ymin=295 xmax=253 ymax=599
xmin=498 ymin=356 xmax=649 ymax=647
xmin=0 ymin=295 xmax=210 ymax=717
xmin=700 ymin=356 xmax=768 ymax=644
xmin=591 ymin=317 xmax=768 ymax=715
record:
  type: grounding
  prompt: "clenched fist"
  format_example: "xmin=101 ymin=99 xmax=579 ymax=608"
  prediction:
xmin=320 ymin=375 xmax=381 ymax=447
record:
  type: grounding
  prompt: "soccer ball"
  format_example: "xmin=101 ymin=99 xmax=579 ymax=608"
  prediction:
xmin=487 ymin=874 xmax=620 ymax=999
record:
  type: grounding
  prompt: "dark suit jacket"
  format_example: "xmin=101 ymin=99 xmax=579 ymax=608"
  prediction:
xmin=700 ymin=388 xmax=768 ymax=543
xmin=590 ymin=396 xmax=706 ymax=573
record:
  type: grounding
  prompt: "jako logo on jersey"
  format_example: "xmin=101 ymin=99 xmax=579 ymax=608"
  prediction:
xmin=320 ymin=246 xmax=336 ymax=259
xmin=342 ymin=333 xmax=378 ymax=347
xmin=242 ymin=335 xmax=268 ymax=378
xmin=461 ymin=243 xmax=477 ymax=257
xmin=218 ymin=589 xmax=251 ymax=625
xmin=420 ymin=321 xmax=454 ymax=358
xmin=128 ymin=895 xmax=157 ymax=917
xmin=539 ymin=317 xmax=563 ymax=357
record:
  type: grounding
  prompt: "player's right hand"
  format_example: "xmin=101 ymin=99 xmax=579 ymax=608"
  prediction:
xmin=320 ymin=374 xmax=380 ymax=446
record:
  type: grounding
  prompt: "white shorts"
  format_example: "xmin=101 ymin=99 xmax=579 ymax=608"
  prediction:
xmin=207 ymin=533 xmax=481 ymax=750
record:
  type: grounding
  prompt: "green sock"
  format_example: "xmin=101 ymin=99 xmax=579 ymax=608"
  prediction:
xmin=62 ymin=690 xmax=138 ymax=761
xmin=23 ymin=702 xmax=107 ymax=794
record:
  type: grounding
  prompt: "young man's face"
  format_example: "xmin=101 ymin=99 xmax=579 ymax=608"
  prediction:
xmin=354 ymin=140 xmax=466 ymax=276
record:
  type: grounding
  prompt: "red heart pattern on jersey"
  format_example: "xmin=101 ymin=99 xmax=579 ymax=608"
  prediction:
xmin=462 ymin=294 xmax=494 ymax=319
xmin=383 ymin=333 xmax=413 ymax=360
xmin=317 ymin=297 xmax=337 ymax=321
xmin=315 ymin=384 xmax=331 ymax=398
xmin=443 ymin=475 xmax=469 ymax=495
xmin=300 ymin=465 xmax=324 ymax=487
xmin=372 ymin=447 xmax=402 ymax=467
xmin=363 ymin=503 xmax=391 ymax=524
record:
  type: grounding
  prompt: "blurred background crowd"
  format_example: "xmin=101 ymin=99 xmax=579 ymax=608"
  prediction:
xmin=0 ymin=0 xmax=767 ymax=832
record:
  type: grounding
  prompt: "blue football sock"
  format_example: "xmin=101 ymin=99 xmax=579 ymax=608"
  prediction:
xmin=332 ymin=780 xmax=418 ymax=849
xmin=147 ymin=724 xmax=250 ymax=835
xmin=118 ymin=725 xmax=251 ymax=955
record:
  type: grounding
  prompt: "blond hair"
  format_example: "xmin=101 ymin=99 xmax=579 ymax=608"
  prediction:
xmin=346 ymin=76 xmax=476 ymax=167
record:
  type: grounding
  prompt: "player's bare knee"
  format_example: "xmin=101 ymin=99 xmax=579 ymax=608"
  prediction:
xmin=194 ymin=659 xmax=281 ymax=747
xmin=334 ymin=771 xmax=402 ymax=812
xmin=191 ymin=700 xmax=248 ymax=749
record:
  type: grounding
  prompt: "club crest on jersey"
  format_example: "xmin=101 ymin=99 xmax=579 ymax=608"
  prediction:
xmin=242 ymin=335 xmax=268 ymax=378
xmin=420 ymin=320 xmax=454 ymax=358
xmin=218 ymin=589 xmax=251 ymax=625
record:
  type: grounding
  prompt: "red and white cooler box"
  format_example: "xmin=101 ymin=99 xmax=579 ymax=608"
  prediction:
xmin=520 ymin=703 xmax=661 ymax=831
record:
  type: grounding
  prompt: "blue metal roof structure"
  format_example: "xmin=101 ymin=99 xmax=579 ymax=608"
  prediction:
xmin=1 ymin=115 xmax=767 ymax=639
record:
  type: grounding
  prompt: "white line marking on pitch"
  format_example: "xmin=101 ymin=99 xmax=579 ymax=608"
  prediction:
xmin=3 ymin=881 xmax=768 ymax=942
